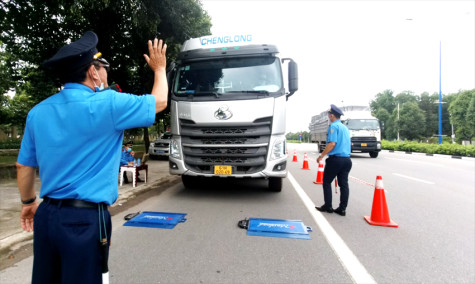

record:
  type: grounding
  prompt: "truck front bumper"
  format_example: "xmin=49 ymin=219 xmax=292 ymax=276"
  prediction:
xmin=169 ymin=156 xmax=288 ymax=179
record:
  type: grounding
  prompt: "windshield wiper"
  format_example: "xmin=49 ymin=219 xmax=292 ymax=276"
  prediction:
xmin=227 ymin=90 xmax=270 ymax=95
xmin=193 ymin=91 xmax=224 ymax=98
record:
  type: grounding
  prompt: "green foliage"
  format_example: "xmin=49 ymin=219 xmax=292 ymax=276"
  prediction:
xmin=286 ymin=131 xmax=310 ymax=142
xmin=0 ymin=138 xmax=21 ymax=149
xmin=370 ymin=89 xmax=395 ymax=114
xmin=371 ymin=88 xmax=474 ymax=142
xmin=448 ymin=89 xmax=475 ymax=143
xmin=0 ymin=155 xmax=17 ymax=164
xmin=382 ymin=140 xmax=474 ymax=157
xmin=0 ymin=0 xmax=211 ymax=132
xmin=398 ymin=102 xmax=426 ymax=140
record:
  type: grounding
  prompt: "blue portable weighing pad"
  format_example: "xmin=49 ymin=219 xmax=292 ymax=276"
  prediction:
xmin=245 ymin=218 xmax=312 ymax=239
xmin=123 ymin=211 xmax=187 ymax=229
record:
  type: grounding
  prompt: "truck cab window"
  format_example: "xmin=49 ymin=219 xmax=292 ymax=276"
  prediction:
xmin=173 ymin=57 xmax=283 ymax=98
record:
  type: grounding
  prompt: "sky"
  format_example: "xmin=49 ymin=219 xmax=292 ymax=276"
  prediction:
xmin=200 ymin=0 xmax=475 ymax=133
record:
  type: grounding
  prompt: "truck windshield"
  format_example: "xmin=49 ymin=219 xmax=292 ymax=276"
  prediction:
xmin=344 ymin=119 xmax=380 ymax=130
xmin=173 ymin=57 xmax=283 ymax=98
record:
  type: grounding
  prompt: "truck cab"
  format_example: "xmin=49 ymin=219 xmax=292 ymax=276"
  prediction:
xmin=167 ymin=34 xmax=298 ymax=191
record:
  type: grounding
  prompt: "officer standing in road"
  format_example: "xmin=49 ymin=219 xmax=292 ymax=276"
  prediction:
xmin=315 ymin=104 xmax=352 ymax=216
xmin=16 ymin=31 xmax=168 ymax=283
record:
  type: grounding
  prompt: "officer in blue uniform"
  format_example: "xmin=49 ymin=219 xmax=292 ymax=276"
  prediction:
xmin=315 ymin=104 xmax=352 ymax=216
xmin=120 ymin=141 xmax=142 ymax=183
xmin=16 ymin=31 xmax=168 ymax=283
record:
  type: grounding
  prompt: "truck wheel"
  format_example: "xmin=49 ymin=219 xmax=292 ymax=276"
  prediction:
xmin=369 ymin=151 xmax=379 ymax=158
xmin=268 ymin=177 xmax=282 ymax=192
xmin=181 ymin=175 xmax=194 ymax=188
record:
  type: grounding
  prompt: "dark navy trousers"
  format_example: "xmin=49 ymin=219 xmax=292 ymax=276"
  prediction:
xmin=322 ymin=156 xmax=352 ymax=210
xmin=32 ymin=201 xmax=111 ymax=284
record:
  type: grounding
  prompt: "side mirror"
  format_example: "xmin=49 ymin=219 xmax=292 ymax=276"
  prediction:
xmin=166 ymin=62 xmax=176 ymax=82
xmin=166 ymin=62 xmax=176 ymax=95
xmin=282 ymin=58 xmax=298 ymax=98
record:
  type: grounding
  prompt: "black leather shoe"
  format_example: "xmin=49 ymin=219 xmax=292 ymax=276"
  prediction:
xmin=315 ymin=205 xmax=333 ymax=213
xmin=334 ymin=207 xmax=346 ymax=216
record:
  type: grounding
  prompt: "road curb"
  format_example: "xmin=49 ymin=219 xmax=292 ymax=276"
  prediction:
xmin=383 ymin=150 xmax=473 ymax=160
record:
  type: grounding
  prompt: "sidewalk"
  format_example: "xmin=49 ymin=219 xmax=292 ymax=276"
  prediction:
xmin=0 ymin=159 xmax=180 ymax=259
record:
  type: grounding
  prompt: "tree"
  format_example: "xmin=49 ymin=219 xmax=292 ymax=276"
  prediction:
xmin=419 ymin=92 xmax=438 ymax=138
xmin=0 ymin=44 xmax=15 ymax=125
xmin=8 ymin=90 xmax=35 ymax=131
xmin=374 ymin=108 xmax=390 ymax=139
xmin=395 ymin=91 xmax=418 ymax=105
xmin=370 ymin=89 xmax=395 ymax=114
xmin=0 ymin=0 xmax=211 ymax=148
xmin=448 ymin=89 xmax=475 ymax=143
xmin=398 ymin=102 xmax=426 ymax=140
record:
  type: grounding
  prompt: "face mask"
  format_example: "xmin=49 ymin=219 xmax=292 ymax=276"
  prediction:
xmin=92 ymin=69 xmax=105 ymax=92
xmin=127 ymin=148 xmax=132 ymax=153
xmin=94 ymin=83 xmax=105 ymax=92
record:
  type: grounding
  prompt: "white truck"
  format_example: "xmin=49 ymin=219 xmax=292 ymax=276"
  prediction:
xmin=309 ymin=105 xmax=381 ymax=158
xmin=167 ymin=34 xmax=298 ymax=191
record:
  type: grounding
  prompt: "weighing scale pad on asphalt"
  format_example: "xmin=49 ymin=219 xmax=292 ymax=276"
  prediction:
xmin=123 ymin=211 xmax=187 ymax=229
xmin=240 ymin=218 xmax=312 ymax=239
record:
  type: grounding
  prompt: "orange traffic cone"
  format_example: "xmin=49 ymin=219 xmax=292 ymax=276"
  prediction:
xmin=364 ymin=176 xmax=398 ymax=228
xmin=313 ymin=162 xmax=324 ymax=184
xmin=292 ymin=150 xmax=298 ymax=162
xmin=302 ymin=153 xmax=310 ymax=170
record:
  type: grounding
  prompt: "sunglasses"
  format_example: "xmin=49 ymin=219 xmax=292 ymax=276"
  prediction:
xmin=93 ymin=52 xmax=110 ymax=72
xmin=97 ymin=63 xmax=110 ymax=72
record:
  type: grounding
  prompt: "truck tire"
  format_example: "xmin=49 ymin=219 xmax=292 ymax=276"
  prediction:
xmin=268 ymin=177 xmax=282 ymax=192
xmin=181 ymin=175 xmax=194 ymax=188
xmin=369 ymin=151 xmax=379 ymax=158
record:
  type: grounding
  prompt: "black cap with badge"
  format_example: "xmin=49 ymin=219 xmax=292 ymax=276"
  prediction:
xmin=328 ymin=104 xmax=344 ymax=117
xmin=42 ymin=31 xmax=109 ymax=72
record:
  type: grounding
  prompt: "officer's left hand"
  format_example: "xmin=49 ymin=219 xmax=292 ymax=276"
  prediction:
xmin=20 ymin=201 xmax=38 ymax=232
xmin=144 ymin=38 xmax=167 ymax=72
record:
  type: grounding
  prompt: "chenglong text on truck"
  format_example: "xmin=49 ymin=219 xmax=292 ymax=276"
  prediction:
xmin=167 ymin=34 xmax=298 ymax=191
xmin=309 ymin=105 xmax=381 ymax=158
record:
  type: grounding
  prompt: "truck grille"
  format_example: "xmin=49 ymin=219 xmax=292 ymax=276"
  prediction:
xmin=351 ymin=136 xmax=378 ymax=151
xmin=351 ymin=136 xmax=377 ymax=142
xmin=179 ymin=118 xmax=272 ymax=174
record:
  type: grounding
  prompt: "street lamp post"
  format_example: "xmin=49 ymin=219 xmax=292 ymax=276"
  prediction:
xmin=438 ymin=41 xmax=443 ymax=145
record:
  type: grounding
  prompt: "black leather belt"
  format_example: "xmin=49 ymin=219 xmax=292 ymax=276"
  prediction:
xmin=43 ymin=196 xmax=105 ymax=209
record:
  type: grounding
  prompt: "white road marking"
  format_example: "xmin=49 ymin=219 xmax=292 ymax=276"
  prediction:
xmin=392 ymin=173 xmax=435 ymax=184
xmin=288 ymin=173 xmax=376 ymax=284
xmin=384 ymin=157 xmax=444 ymax=167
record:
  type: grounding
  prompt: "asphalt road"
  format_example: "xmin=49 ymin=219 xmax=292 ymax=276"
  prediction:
xmin=1 ymin=144 xmax=474 ymax=283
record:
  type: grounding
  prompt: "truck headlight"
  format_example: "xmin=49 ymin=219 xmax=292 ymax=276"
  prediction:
xmin=170 ymin=139 xmax=181 ymax=159
xmin=271 ymin=139 xmax=286 ymax=160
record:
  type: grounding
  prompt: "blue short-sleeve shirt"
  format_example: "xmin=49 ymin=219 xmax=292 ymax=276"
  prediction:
xmin=120 ymin=151 xmax=134 ymax=166
xmin=326 ymin=120 xmax=351 ymax=157
xmin=17 ymin=83 xmax=156 ymax=205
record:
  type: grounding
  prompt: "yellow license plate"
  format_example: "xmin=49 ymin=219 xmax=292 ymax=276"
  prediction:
xmin=361 ymin=143 xmax=367 ymax=147
xmin=214 ymin=165 xmax=232 ymax=175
